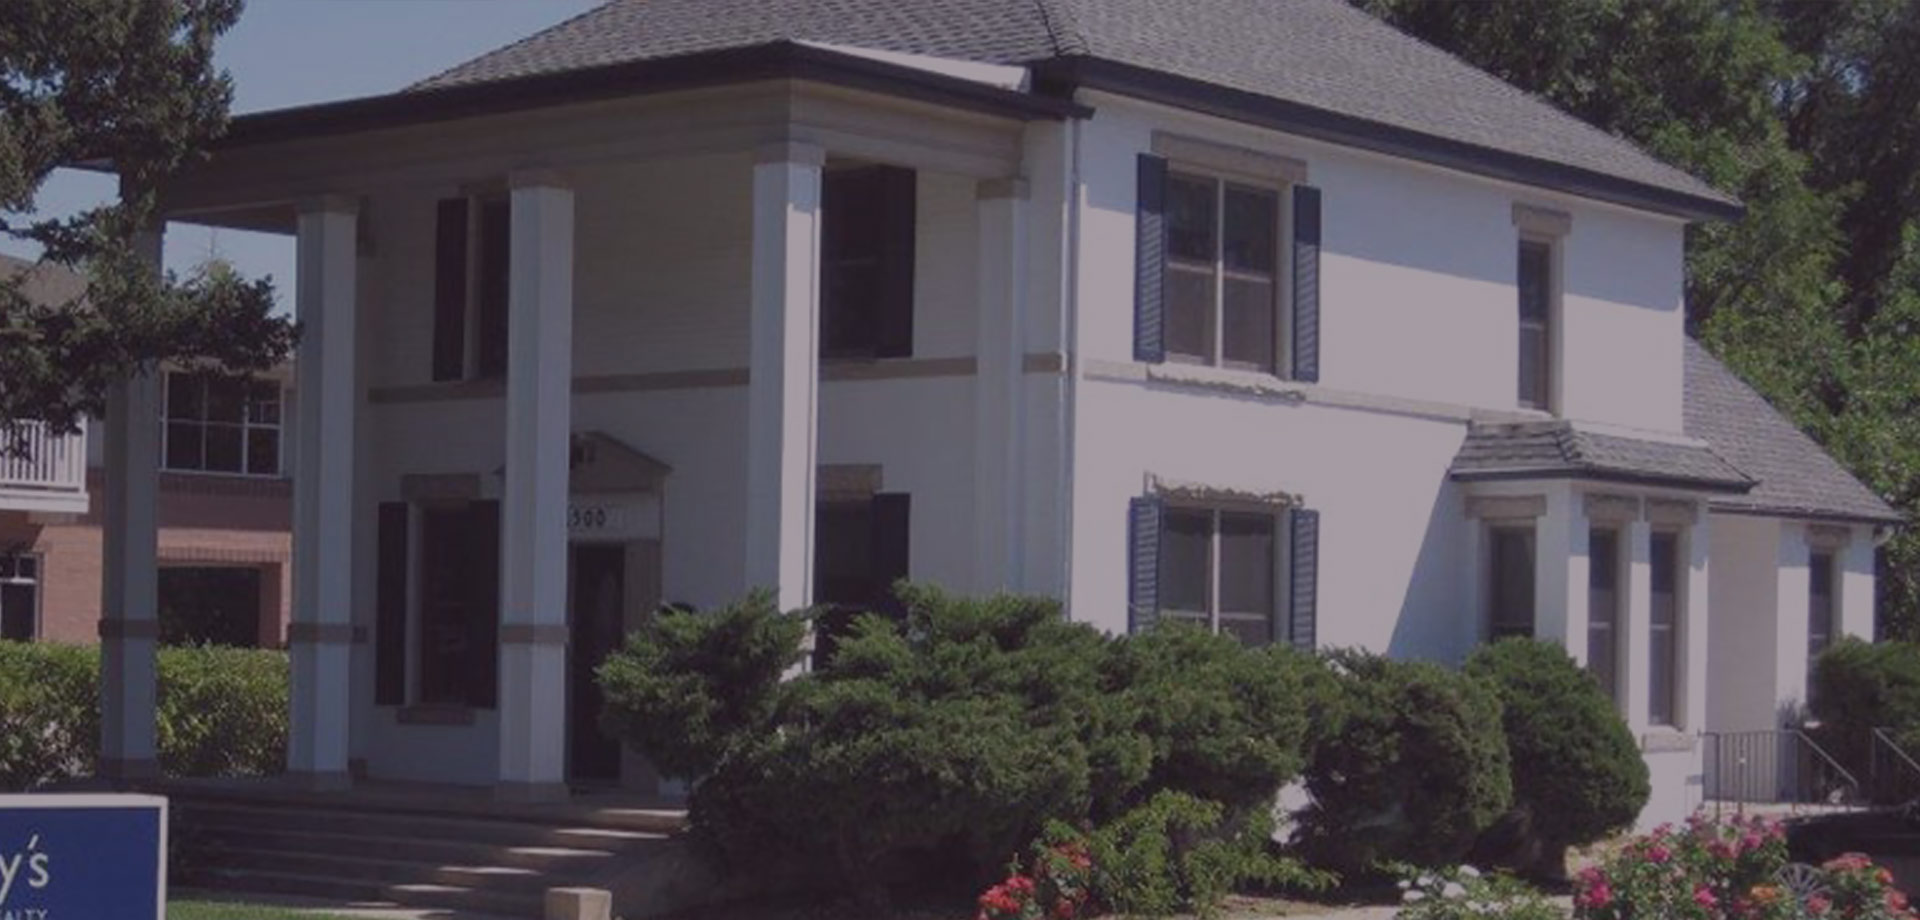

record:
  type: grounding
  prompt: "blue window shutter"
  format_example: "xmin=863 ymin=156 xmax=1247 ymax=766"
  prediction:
xmin=1291 ymin=186 xmax=1322 ymax=383
xmin=1128 ymin=496 xmax=1164 ymax=634
xmin=1289 ymin=508 xmax=1320 ymax=651
xmin=1134 ymin=154 xmax=1168 ymax=363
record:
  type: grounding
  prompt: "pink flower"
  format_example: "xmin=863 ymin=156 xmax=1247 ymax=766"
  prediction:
xmin=1576 ymin=882 xmax=1613 ymax=909
xmin=1693 ymin=885 xmax=1717 ymax=909
xmin=1648 ymin=844 xmax=1672 ymax=863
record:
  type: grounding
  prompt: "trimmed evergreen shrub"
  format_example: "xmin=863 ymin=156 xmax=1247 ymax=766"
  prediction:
xmin=597 ymin=587 xmax=1320 ymax=903
xmin=1296 ymin=651 xmax=1512 ymax=877
xmin=1465 ymin=639 xmax=1648 ymax=871
xmin=595 ymin=593 xmax=808 ymax=778
xmin=0 ymin=641 xmax=288 ymax=789
xmin=1078 ymin=790 xmax=1325 ymax=918
xmin=1810 ymin=637 xmax=1920 ymax=794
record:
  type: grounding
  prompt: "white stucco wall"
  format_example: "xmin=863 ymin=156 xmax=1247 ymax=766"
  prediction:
xmin=1707 ymin=514 xmax=1783 ymax=733
xmin=1066 ymin=94 xmax=1689 ymax=433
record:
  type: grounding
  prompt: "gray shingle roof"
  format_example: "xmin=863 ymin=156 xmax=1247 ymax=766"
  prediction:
xmin=1684 ymin=339 xmax=1901 ymax=525
xmin=1450 ymin=419 xmax=1754 ymax=493
xmin=410 ymin=0 xmax=1735 ymax=217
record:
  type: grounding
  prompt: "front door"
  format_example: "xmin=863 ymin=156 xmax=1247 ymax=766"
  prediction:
xmin=568 ymin=544 xmax=626 ymax=784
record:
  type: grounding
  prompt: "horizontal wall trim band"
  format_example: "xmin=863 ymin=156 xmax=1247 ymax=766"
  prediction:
xmin=1082 ymin=357 xmax=1543 ymax=426
xmin=500 ymin=623 xmax=570 ymax=646
xmin=1706 ymin=503 xmax=1902 ymax=528
xmin=287 ymin=622 xmax=357 ymax=645
xmin=370 ymin=354 xmax=1054 ymax=404
xmin=98 ymin=619 xmax=161 ymax=640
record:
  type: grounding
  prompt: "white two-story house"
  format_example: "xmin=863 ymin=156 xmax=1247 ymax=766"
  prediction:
xmin=81 ymin=0 xmax=1897 ymax=825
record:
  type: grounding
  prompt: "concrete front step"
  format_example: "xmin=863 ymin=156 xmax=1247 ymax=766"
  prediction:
xmin=198 ymin=845 xmax=563 ymax=895
xmin=177 ymin=801 xmax=670 ymax=850
xmin=178 ymin=866 xmax=543 ymax=917
xmin=187 ymin=823 xmax=638 ymax=873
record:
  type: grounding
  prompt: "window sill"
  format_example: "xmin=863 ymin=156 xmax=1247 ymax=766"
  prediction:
xmin=1640 ymin=729 xmax=1696 ymax=754
xmin=1144 ymin=363 xmax=1307 ymax=402
xmin=395 ymin=704 xmax=477 ymax=726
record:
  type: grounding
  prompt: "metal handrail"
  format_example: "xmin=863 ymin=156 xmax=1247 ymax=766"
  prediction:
xmin=1797 ymin=730 xmax=1866 ymax=794
xmin=1702 ymin=729 xmax=1866 ymax=812
xmin=1870 ymin=726 xmax=1920 ymax=803
xmin=1872 ymin=727 xmax=1920 ymax=777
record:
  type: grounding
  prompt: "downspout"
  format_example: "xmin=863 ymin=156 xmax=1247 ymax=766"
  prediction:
xmin=1056 ymin=113 xmax=1084 ymax=615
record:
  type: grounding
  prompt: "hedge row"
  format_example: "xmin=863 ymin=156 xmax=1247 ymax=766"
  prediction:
xmin=597 ymin=588 xmax=1649 ymax=907
xmin=0 ymin=641 xmax=288 ymax=790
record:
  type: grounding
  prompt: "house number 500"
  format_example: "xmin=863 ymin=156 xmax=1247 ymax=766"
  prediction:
xmin=570 ymin=507 xmax=609 ymax=529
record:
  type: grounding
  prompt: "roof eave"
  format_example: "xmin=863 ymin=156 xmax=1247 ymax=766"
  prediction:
xmin=1037 ymin=56 xmax=1745 ymax=224
xmin=189 ymin=41 xmax=1090 ymax=156
xmin=1449 ymin=467 xmax=1756 ymax=495
xmin=1706 ymin=501 xmax=1905 ymax=528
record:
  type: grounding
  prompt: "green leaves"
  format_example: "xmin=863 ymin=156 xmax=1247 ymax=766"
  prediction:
xmin=0 ymin=0 xmax=293 ymax=442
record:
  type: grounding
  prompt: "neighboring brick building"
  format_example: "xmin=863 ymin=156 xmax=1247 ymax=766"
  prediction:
xmin=0 ymin=254 xmax=293 ymax=647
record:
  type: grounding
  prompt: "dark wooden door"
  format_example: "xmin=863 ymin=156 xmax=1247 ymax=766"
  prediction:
xmin=568 ymin=545 xmax=626 ymax=783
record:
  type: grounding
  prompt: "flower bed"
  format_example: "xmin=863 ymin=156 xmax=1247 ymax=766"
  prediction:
xmin=1573 ymin=814 xmax=1913 ymax=920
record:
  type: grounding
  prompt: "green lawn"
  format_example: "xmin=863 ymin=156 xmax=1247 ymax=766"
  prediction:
xmin=168 ymin=900 xmax=361 ymax=920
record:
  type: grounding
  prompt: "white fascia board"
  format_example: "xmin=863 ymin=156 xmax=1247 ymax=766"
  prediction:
xmin=796 ymin=40 xmax=1030 ymax=92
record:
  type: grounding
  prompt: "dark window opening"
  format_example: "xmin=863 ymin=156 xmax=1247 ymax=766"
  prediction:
xmin=1489 ymin=526 xmax=1535 ymax=639
xmin=1809 ymin=551 xmax=1836 ymax=702
xmin=0 ymin=555 xmax=38 ymax=642
xmin=418 ymin=502 xmax=500 ymax=707
xmin=1588 ymin=528 xmax=1620 ymax=701
xmin=810 ymin=492 xmax=910 ymax=670
xmin=1649 ymin=532 xmax=1681 ymax=727
xmin=821 ymin=166 xmax=915 ymax=360
xmin=159 ymin=566 xmax=263 ymax=647
xmin=164 ymin=373 xmax=282 ymax=476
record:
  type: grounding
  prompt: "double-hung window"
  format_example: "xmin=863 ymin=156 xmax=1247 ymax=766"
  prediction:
xmin=1588 ymin=528 xmax=1622 ymax=700
xmin=1809 ymin=550 xmax=1837 ymax=671
xmin=0 ymin=555 xmax=38 ymax=641
xmin=1165 ymin=174 xmax=1282 ymax=371
xmin=1648 ymin=531 xmax=1682 ymax=727
xmin=431 ymin=196 xmax=510 ymax=382
xmin=163 ymin=372 xmax=283 ymax=477
xmin=821 ymin=165 xmax=916 ymax=360
xmin=1517 ymin=240 xmax=1554 ymax=410
xmin=1159 ymin=507 xmax=1281 ymax=646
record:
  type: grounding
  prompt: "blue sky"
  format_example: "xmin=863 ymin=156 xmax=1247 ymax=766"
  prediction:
xmin=6 ymin=0 xmax=603 ymax=310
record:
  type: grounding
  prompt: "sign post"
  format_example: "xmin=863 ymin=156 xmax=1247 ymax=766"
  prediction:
xmin=0 ymin=794 xmax=167 ymax=920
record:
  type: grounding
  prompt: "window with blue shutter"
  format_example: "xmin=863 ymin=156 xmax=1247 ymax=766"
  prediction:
xmin=1134 ymin=155 xmax=1168 ymax=363
xmin=1129 ymin=497 xmax=1306 ymax=648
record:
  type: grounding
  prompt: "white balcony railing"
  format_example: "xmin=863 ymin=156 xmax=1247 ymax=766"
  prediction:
xmin=0 ymin=421 xmax=88 ymax=513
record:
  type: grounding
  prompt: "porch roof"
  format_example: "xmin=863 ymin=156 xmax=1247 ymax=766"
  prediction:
xmin=401 ymin=0 xmax=1740 ymax=222
xmin=1684 ymin=339 xmax=1903 ymax=526
xmin=1450 ymin=419 xmax=1755 ymax=495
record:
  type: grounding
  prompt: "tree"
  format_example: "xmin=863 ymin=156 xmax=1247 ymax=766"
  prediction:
xmin=0 ymin=0 xmax=293 ymax=446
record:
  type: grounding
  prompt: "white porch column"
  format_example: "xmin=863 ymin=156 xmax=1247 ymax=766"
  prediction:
xmin=1623 ymin=517 xmax=1654 ymax=735
xmin=288 ymin=196 xmax=359 ymax=790
xmin=496 ymin=171 xmax=574 ymax=802
xmin=98 ymin=226 xmax=163 ymax=784
xmin=1835 ymin=524 xmax=1878 ymax=642
xmin=1682 ymin=510 xmax=1711 ymax=732
xmin=745 ymin=142 xmax=824 ymax=610
xmin=1774 ymin=523 xmax=1814 ymax=719
xmin=1533 ymin=486 xmax=1588 ymax=664
xmin=973 ymin=178 xmax=1029 ymax=594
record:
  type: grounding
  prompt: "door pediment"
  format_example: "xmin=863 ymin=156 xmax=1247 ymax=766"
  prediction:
xmin=570 ymin=431 xmax=671 ymax=495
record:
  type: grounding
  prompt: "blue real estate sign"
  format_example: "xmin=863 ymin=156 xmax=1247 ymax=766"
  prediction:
xmin=0 ymin=794 xmax=167 ymax=920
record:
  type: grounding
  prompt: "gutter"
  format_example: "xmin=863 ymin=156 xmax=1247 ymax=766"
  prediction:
xmin=78 ymin=41 xmax=1091 ymax=167
xmin=1033 ymin=56 xmax=1744 ymax=224
xmin=1449 ymin=468 xmax=1757 ymax=495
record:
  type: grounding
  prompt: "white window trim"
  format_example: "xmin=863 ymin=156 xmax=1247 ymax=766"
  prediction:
xmin=160 ymin=371 xmax=285 ymax=479
xmin=1515 ymin=234 xmax=1561 ymax=414
xmin=1161 ymin=165 xmax=1293 ymax=377
xmin=1158 ymin=503 xmax=1293 ymax=647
